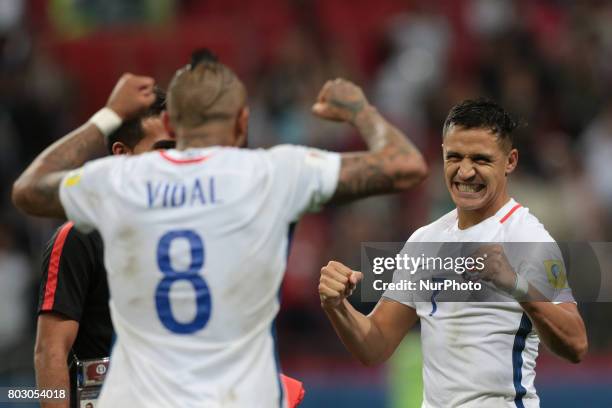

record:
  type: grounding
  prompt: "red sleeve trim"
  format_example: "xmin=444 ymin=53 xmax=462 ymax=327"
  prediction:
xmin=499 ymin=203 xmax=522 ymax=224
xmin=41 ymin=222 xmax=75 ymax=310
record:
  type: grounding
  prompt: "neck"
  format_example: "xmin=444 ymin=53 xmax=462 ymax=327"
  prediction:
xmin=456 ymin=192 xmax=511 ymax=229
xmin=175 ymin=124 xmax=236 ymax=150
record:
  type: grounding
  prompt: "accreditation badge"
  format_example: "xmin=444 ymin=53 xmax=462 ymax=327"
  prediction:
xmin=75 ymin=357 xmax=109 ymax=407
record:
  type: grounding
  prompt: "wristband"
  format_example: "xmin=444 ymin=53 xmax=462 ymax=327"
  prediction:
xmin=510 ymin=273 xmax=529 ymax=300
xmin=89 ymin=107 xmax=123 ymax=137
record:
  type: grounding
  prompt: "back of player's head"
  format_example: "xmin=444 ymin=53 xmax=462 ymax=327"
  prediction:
xmin=167 ymin=48 xmax=247 ymax=130
xmin=443 ymin=98 xmax=518 ymax=151
xmin=106 ymin=86 xmax=167 ymax=154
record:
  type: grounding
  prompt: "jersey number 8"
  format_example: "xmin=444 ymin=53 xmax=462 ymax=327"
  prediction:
xmin=155 ymin=230 xmax=212 ymax=334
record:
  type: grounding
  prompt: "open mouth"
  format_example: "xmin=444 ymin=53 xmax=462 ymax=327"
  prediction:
xmin=454 ymin=182 xmax=485 ymax=193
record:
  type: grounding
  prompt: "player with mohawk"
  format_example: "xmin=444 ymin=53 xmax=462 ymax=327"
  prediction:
xmin=13 ymin=49 xmax=427 ymax=407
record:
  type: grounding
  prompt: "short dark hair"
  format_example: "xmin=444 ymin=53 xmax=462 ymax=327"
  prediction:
xmin=106 ymin=87 xmax=166 ymax=154
xmin=443 ymin=98 xmax=518 ymax=150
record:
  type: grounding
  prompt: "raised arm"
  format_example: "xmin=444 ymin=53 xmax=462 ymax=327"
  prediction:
xmin=319 ymin=261 xmax=418 ymax=366
xmin=12 ymin=73 xmax=156 ymax=218
xmin=312 ymin=79 xmax=428 ymax=203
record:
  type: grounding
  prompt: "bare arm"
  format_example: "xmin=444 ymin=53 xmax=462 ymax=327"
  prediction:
xmin=521 ymin=300 xmax=587 ymax=363
xmin=34 ymin=313 xmax=79 ymax=408
xmin=312 ymin=79 xmax=428 ymax=203
xmin=12 ymin=124 xmax=106 ymax=218
xmin=12 ymin=73 xmax=156 ymax=218
xmin=319 ymin=261 xmax=419 ymax=365
xmin=474 ymin=245 xmax=588 ymax=363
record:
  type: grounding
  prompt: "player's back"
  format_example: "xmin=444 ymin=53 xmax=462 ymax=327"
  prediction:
xmin=59 ymin=145 xmax=340 ymax=407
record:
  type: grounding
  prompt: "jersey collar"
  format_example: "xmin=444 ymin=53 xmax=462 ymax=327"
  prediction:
xmin=450 ymin=198 xmax=519 ymax=234
xmin=159 ymin=148 xmax=214 ymax=164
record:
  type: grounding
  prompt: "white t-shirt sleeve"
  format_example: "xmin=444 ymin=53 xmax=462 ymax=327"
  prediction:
xmin=381 ymin=231 xmax=426 ymax=309
xmin=59 ymin=156 xmax=119 ymax=233
xmin=268 ymin=144 xmax=341 ymax=222
xmin=517 ymin=242 xmax=575 ymax=303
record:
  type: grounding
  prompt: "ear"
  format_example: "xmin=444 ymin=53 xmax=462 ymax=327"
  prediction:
xmin=112 ymin=142 xmax=131 ymax=156
xmin=162 ymin=111 xmax=177 ymax=139
xmin=234 ymin=106 xmax=250 ymax=148
xmin=505 ymin=148 xmax=518 ymax=175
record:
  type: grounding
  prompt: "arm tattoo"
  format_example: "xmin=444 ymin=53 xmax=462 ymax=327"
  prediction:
xmin=334 ymin=154 xmax=394 ymax=202
xmin=19 ymin=172 xmax=68 ymax=218
xmin=329 ymin=98 xmax=366 ymax=122
xmin=12 ymin=123 xmax=106 ymax=218
xmin=330 ymin=108 xmax=427 ymax=203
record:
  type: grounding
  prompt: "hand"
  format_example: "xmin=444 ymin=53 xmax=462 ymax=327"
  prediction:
xmin=312 ymin=78 xmax=370 ymax=124
xmin=319 ymin=261 xmax=363 ymax=308
xmin=106 ymin=73 xmax=156 ymax=120
xmin=468 ymin=244 xmax=518 ymax=293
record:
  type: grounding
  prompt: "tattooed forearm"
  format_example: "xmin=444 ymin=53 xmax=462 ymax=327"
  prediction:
xmin=352 ymin=106 xmax=417 ymax=152
xmin=334 ymin=154 xmax=394 ymax=202
xmin=330 ymin=106 xmax=428 ymax=203
xmin=15 ymin=172 xmax=68 ymax=218
xmin=329 ymin=98 xmax=366 ymax=123
xmin=12 ymin=123 xmax=106 ymax=218
xmin=41 ymin=124 xmax=107 ymax=170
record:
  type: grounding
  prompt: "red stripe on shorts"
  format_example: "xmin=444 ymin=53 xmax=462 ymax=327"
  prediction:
xmin=41 ymin=222 xmax=74 ymax=310
xmin=500 ymin=203 xmax=522 ymax=224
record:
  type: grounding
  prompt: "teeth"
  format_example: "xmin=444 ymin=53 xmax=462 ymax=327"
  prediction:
xmin=457 ymin=183 xmax=481 ymax=193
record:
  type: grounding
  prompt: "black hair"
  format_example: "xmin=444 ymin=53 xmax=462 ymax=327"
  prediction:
xmin=443 ymin=98 xmax=519 ymax=150
xmin=106 ymin=86 xmax=166 ymax=154
xmin=190 ymin=48 xmax=219 ymax=68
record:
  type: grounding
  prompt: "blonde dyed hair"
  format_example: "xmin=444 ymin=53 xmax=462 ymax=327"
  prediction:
xmin=168 ymin=58 xmax=246 ymax=129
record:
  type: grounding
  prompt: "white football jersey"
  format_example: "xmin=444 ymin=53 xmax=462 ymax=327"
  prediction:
xmin=384 ymin=198 xmax=574 ymax=408
xmin=59 ymin=145 xmax=340 ymax=408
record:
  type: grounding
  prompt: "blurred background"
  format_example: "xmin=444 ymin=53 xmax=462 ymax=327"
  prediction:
xmin=1 ymin=0 xmax=612 ymax=407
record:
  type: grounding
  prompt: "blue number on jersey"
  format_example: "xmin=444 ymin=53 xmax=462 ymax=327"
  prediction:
xmin=429 ymin=277 xmax=446 ymax=316
xmin=155 ymin=230 xmax=211 ymax=334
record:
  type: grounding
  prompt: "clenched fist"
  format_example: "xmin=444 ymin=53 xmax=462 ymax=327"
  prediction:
xmin=466 ymin=244 xmax=518 ymax=293
xmin=319 ymin=261 xmax=363 ymax=308
xmin=107 ymin=73 xmax=156 ymax=120
xmin=312 ymin=78 xmax=370 ymax=124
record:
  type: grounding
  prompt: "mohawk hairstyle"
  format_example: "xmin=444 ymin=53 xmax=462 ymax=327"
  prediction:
xmin=443 ymin=98 xmax=519 ymax=151
xmin=106 ymin=86 xmax=166 ymax=154
xmin=190 ymin=48 xmax=219 ymax=68
xmin=167 ymin=48 xmax=246 ymax=129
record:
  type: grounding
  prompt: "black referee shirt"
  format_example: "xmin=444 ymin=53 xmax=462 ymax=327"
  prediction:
xmin=37 ymin=222 xmax=113 ymax=360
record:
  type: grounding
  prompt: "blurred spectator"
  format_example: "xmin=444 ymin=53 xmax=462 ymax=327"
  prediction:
xmin=373 ymin=2 xmax=450 ymax=139
xmin=0 ymin=223 xmax=31 ymax=355
xmin=49 ymin=0 xmax=175 ymax=37
xmin=581 ymin=99 xmax=612 ymax=229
